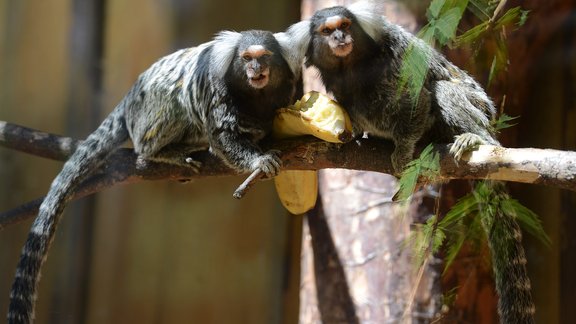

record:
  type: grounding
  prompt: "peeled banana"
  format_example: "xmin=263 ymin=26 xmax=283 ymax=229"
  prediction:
xmin=273 ymin=91 xmax=353 ymax=214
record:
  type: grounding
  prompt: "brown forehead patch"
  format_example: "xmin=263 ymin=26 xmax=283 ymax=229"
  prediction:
xmin=241 ymin=45 xmax=273 ymax=58
xmin=318 ymin=15 xmax=352 ymax=32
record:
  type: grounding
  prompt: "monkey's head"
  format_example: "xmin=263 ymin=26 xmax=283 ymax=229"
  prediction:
xmin=211 ymin=30 xmax=303 ymax=118
xmin=311 ymin=7 xmax=355 ymax=58
xmin=219 ymin=31 xmax=295 ymax=94
xmin=305 ymin=3 xmax=383 ymax=69
xmin=240 ymin=45 xmax=272 ymax=89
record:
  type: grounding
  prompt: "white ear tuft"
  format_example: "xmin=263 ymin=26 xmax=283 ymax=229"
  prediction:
xmin=274 ymin=20 xmax=312 ymax=77
xmin=347 ymin=1 xmax=385 ymax=41
xmin=210 ymin=31 xmax=243 ymax=79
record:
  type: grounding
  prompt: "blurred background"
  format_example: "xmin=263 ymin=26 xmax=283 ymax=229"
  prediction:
xmin=0 ymin=0 xmax=575 ymax=323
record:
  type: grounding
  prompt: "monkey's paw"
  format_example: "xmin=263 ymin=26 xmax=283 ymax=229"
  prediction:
xmin=253 ymin=150 xmax=282 ymax=178
xmin=450 ymin=133 xmax=486 ymax=161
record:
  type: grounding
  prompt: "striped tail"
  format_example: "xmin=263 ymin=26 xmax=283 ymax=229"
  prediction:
xmin=7 ymin=105 xmax=129 ymax=324
xmin=482 ymin=181 xmax=535 ymax=324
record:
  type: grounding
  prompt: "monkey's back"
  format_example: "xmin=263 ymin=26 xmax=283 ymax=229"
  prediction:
xmin=123 ymin=45 xmax=212 ymax=158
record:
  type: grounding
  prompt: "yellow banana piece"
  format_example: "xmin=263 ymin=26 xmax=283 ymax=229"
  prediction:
xmin=273 ymin=91 xmax=353 ymax=214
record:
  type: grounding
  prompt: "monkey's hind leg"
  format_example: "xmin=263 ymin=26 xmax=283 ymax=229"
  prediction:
xmin=137 ymin=143 xmax=208 ymax=172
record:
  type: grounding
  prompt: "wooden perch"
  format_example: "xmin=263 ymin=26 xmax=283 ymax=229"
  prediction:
xmin=1 ymin=121 xmax=576 ymax=229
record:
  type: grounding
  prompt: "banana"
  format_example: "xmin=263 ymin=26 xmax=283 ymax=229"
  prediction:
xmin=273 ymin=91 xmax=353 ymax=214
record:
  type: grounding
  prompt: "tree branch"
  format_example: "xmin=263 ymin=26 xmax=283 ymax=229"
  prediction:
xmin=1 ymin=121 xmax=575 ymax=229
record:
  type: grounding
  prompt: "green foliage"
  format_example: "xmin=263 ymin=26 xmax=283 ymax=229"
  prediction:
xmin=401 ymin=147 xmax=549 ymax=274
xmin=492 ymin=113 xmax=519 ymax=132
xmin=399 ymin=0 xmax=530 ymax=103
xmin=396 ymin=144 xmax=440 ymax=202
xmin=455 ymin=5 xmax=529 ymax=86
xmin=466 ymin=0 xmax=496 ymax=20
xmin=425 ymin=0 xmax=468 ymax=46
xmin=499 ymin=195 xmax=551 ymax=246
xmin=397 ymin=43 xmax=431 ymax=107
xmin=398 ymin=0 xmax=467 ymax=105
xmin=396 ymin=1 xmax=547 ymax=314
xmin=407 ymin=180 xmax=550 ymax=274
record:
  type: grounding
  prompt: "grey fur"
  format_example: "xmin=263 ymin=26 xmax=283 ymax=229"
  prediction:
xmin=7 ymin=29 xmax=301 ymax=324
xmin=297 ymin=4 xmax=534 ymax=323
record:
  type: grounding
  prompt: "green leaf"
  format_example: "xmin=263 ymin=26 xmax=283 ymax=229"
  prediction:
xmin=444 ymin=0 xmax=469 ymax=15
xmin=444 ymin=228 xmax=466 ymax=271
xmin=472 ymin=181 xmax=551 ymax=247
xmin=434 ymin=8 xmax=464 ymax=45
xmin=487 ymin=35 xmax=509 ymax=88
xmin=495 ymin=7 xmax=522 ymax=29
xmin=398 ymin=41 xmax=431 ymax=108
xmin=519 ymin=10 xmax=530 ymax=26
xmin=502 ymin=199 xmax=551 ymax=246
xmin=396 ymin=161 xmax=421 ymax=202
xmin=456 ymin=21 xmax=489 ymax=46
xmin=427 ymin=0 xmax=447 ymax=20
xmin=408 ymin=224 xmax=430 ymax=268
xmin=487 ymin=55 xmax=498 ymax=88
xmin=432 ymin=224 xmax=447 ymax=253
xmin=467 ymin=0 xmax=493 ymax=20
xmin=441 ymin=192 xmax=478 ymax=226
xmin=395 ymin=144 xmax=440 ymax=201
xmin=493 ymin=113 xmax=519 ymax=131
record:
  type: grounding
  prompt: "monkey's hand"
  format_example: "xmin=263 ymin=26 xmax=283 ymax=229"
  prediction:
xmin=450 ymin=132 xmax=487 ymax=161
xmin=251 ymin=150 xmax=282 ymax=178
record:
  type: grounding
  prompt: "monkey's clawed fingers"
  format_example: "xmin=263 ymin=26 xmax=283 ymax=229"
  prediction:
xmin=253 ymin=150 xmax=282 ymax=178
xmin=449 ymin=133 xmax=486 ymax=161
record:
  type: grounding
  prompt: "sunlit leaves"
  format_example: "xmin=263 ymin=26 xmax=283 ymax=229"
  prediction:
xmin=455 ymin=6 xmax=529 ymax=86
xmin=395 ymin=0 xmax=546 ymax=285
xmin=398 ymin=43 xmax=430 ymax=107
xmin=425 ymin=0 xmax=468 ymax=46
xmin=395 ymin=144 xmax=440 ymax=202
xmin=399 ymin=0 xmax=468 ymax=107
xmin=400 ymin=148 xmax=549 ymax=275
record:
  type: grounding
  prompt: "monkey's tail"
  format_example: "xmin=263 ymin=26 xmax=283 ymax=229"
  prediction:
xmin=480 ymin=181 xmax=535 ymax=324
xmin=7 ymin=105 xmax=129 ymax=324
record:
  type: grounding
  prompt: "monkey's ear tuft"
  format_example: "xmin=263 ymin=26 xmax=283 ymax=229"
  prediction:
xmin=347 ymin=1 xmax=385 ymax=41
xmin=274 ymin=20 xmax=312 ymax=78
xmin=211 ymin=31 xmax=243 ymax=79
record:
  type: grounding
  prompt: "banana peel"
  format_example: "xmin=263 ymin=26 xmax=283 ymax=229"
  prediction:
xmin=273 ymin=91 xmax=353 ymax=214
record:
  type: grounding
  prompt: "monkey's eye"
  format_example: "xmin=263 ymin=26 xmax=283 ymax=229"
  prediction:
xmin=321 ymin=27 xmax=333 ymax=35
xmin=340 ymin=22 xmax=350 ymax=30
xmin=242 ymin=54 xmax=252 ymax=61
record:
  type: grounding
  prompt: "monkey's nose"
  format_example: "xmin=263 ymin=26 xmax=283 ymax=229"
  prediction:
xmin=332 ymin=30 xmax=346 ymax=42
xmin=247 ymin=67 xmax=268 ymax=79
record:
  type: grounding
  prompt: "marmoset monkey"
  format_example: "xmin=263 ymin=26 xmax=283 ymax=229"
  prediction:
xmin=7 ymin=29 xmax=306 ymax=324
xmin=285 ymin=2 xmax=534 ymax=323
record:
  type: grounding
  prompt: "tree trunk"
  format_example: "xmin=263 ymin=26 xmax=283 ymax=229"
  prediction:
xmin=298 ymin=1 xmax=442 ymax=323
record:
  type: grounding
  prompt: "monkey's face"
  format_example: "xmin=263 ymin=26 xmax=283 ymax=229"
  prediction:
xmin=316 ymin=15 xmax=354 ymax=58
xmin=240 ymin=45 xmax=273 ymax=89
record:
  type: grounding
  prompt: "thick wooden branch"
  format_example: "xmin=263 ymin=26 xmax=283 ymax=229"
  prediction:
xmin=1 ymin=121 xmax=576 ymax=229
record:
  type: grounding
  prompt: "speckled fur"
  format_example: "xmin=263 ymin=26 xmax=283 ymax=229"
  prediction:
xmin=7 ymin=30 xmax=303 ymax=324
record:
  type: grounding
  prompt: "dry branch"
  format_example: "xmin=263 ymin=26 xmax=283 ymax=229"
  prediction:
xmin=1 ymin=121 xmax=576 ymax=229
